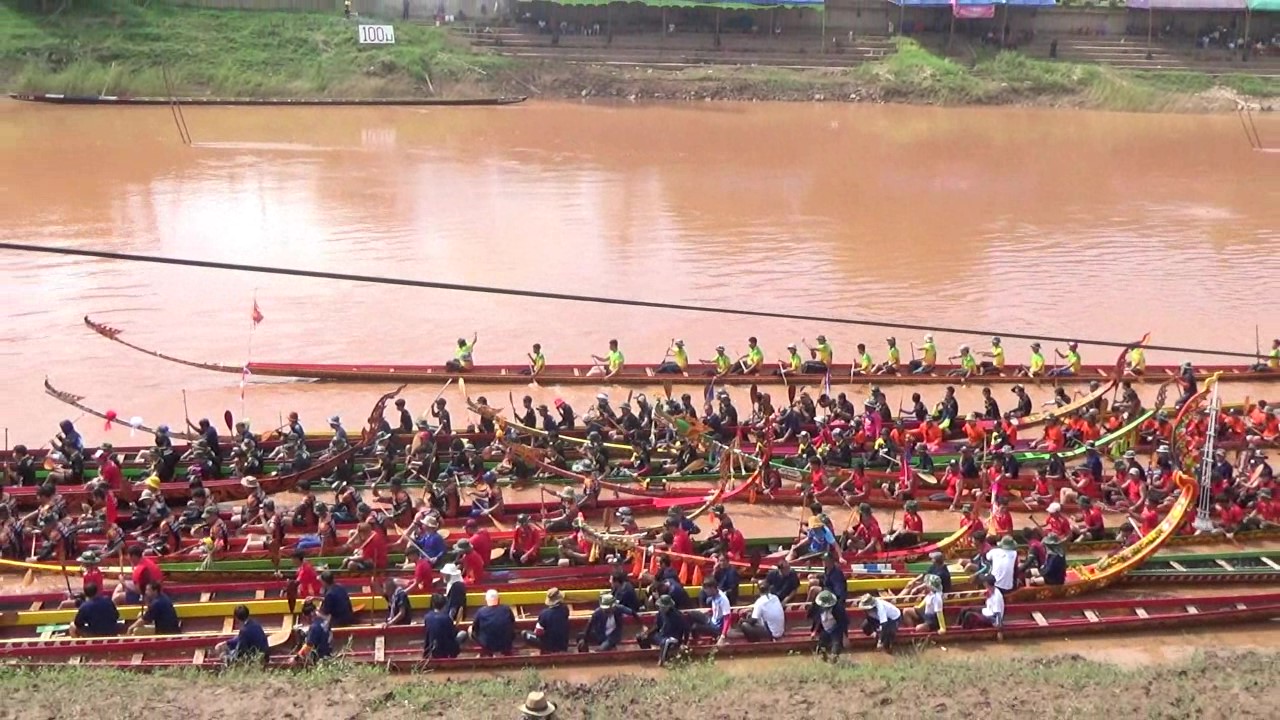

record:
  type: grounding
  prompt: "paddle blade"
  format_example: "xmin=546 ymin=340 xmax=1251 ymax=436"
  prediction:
xmin=224 ymin=410 xmax=234 ymax=432
xmin=458 ymin=378 xmax=468 ymax=401
xmin=787 ymin=384 xmax=797 ymax=406
xmin=21 ymin=568 xmax=34 ymax=587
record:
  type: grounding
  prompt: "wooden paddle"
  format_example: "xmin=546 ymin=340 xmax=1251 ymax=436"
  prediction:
xmin=223 ymin=410 xmax=234 ymax=432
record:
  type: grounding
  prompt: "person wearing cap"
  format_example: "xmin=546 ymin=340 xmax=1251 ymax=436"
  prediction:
xmin=796 ymin=335 xmax=831 ymax=374
xmin=975 ymin=336 xmax=1004 ymax=374
xmin=655 ymin=338 xmax=689 ymax=374
xmin=855 ymin=593 xmax=902 ymax=651
xmin=579 ymin=591 xmax=637 ymax=652
xmin=517 ymin=587 xmax=570 ymax=654
xmin=589 ymin=338 xmax=625 ymax=378
xmin=787 ymin=514 xmax=836 ymax=562
xmin=807 ymin=588 xmax=848 ymax=660
xmin=906 ymin=333 xmax=936 ymax=375
xmin=459 ymin=588 xmax=515 ymax=656
xmin=1047 ymin=341 xmax=1082 ymax=377
xmin=57 ymin=550 xmax=106 ymax=609
xmin=443 ymin=333 xmax=478 ymax=372
xmin=451 ymin=538 xmax=485 ymax=584
xmin=983 ymin=535 xmax=1018 ymax=593
xmin=777 ymin=342 xmax=804 ymax=376
xmin=947 ymin=344 xmax=979 ymax=378
xmin=1019 ymin=342 xmax=1046 ymax=377
xmin=517 ymin=691 xmax=558 ymax=719
xmin=730 ymin=336 xmax=765 ymax=375
xmin=871 ymin=337 xmax=900 ymax=375
xmin=698 ymin=344 xmax=732 ymax=377
xmin=508 ymin=514 xmax=546 ymax=565
xmin=845 ymin=504 xmax=885 ymax=557
xmin=1246 ymin=489 xmax=1279 ymax=530
xmin=902 ymin=574 xmax=946 ymax=634
xmin=1040 ymin=502 xmax=1070 ymax=540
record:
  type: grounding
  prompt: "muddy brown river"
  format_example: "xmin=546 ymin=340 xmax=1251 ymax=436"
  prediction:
xmin=1 ymin=99 xmax=1277 ymax=444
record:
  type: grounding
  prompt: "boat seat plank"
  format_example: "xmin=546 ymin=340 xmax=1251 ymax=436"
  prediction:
xmin=193 ymin=648 xmax=206 ymax=665
xmin=1169 ymin=561 xmax=1187 ymax=571
xmin=1134 ymin=608 xmax=1150 ymax=618
xmin=130 ymin=652 xmax=144 ymax=665
xmin=1261 ymin=557 xmax=1280 ymax=571
xmin=1031 ymin=611 xmax=1049 ymax=627
xmin=69 ymin=655 xmax=82 ymax=665
xmin=375 ymin=636 xmax=386 ymax=662
xmin=221 ymin=618 xmax=234 ymax=633
xmin=1185 ymin=605 xmax=1200 ymax=614
xmin=254 ymin=590 xmax=266 ymax=600
xmin=1237 ymin=603 xmax=1249 ymax=610
xmin=29 ymin=601 xmax=43 ymax=612
xmin=1083 ymin=610 xmax=1100 ymax=623
xmin=1215 ymin=559 xmax=1234 ymax=570
xmin=200 ymin=592 xmax=212 ymax=603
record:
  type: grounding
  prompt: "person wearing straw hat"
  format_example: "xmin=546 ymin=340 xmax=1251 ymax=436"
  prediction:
xmin=808 ymin=589 xmax=848 ymax=661
xmin=985 ymin=535 xmax=1019 ymax=593
xmin=902 ymin=574 xmax=946 ymax=633
xmin=1028 ymin=534 xmax=1067 ymax=587
xmin=439 ymin=563 xmax=467 ymax=621
xmin=462 ymin=589 xmax=515 ymax=656
xmin=856 ymin=593 xmax=902 ymax=652
xmin=523 ymin=587 xmax=571 ymax=654
xmin=580 ymin=591 xmax=636 ymax=652
xmin=518 ymin=691 xmax=558 ymax=719
xmin=637 ymin=594 xmax=687 ymax=665
xmin=57 ymin=550 xmax=105 ymax=609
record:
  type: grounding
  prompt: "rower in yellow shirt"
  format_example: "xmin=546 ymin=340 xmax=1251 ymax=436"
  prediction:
xmin=1255 ymin=339 xmax=1280 ymax=372
xmin=947 ymin=345 xmax=979 ymax=378
xmin=873 ymin=337 xmax=901 ymax=375
xmin=852 ymin=343 xmax=873 ymax=375
xmin=910 ymin=333 xmax=937 ymax=374
xmin=590 ymin=339 xmax=625 ymax=378
xmin=1048 ymin=341 xmax=1082 ymax=377
xmin=1024 ymin=342 xmax=1047 ymax=377
xmin=701 ymin=345 xmax=733 ymax=377
xmin=525 ymin=343 xmax=546 ymax=376
xmin=803 ymin=335 xmax=833 ymax=373
xmin=656 ymin=339 xmax=688 ymax=374
xmin=1126 ymin=344 xmax=1147 ymax=375
xmin=781 ymin=343 xmax=804 ymax=376
xmin=734 ymin=337 xmax=765 ymax=375
xmin=978 ymin=336 xmax=1005 ymax=375
xmin=446 ymin=333 xmax=477 ymax=372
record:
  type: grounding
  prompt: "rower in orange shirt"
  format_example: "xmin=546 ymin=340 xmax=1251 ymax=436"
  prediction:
xmin=1036 ymin=418 xmax=1066 ymax=453
xmin=962 ymin=414 xmax=985 ymax=447
xmin=919 ymin=420 xmax=945 ymax=452
xmin=1247 ymin=401 xmax=1270 ymax=432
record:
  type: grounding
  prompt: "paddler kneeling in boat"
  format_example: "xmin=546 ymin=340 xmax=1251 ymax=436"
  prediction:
xmin=126 ymin=581 xmax=180 ymax=636
xmin=59 ymin=550 xmax=106 ymax=609
xmin=885 ymin=500 xmax=924 ymax=549
xmin=580 ymin=591 xmax=639 ymax=652
xmin=843 ymin=503 xmax=885 ymax=557
xmin=1025 ymin=534 xmax=1067 ymax=587
xmin=637 ymin=593 xmax=687 ymax=665
xmin=291 ymin=601 xmax=333 ymax=666
xmin=213 ymin=605 xmax=270 ymax=667
xmin=445 ymin=334 xmax=478 ymax=372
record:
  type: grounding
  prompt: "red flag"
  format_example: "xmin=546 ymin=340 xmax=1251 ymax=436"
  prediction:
xmin=251 ymin=300 xmax=264 ymax=326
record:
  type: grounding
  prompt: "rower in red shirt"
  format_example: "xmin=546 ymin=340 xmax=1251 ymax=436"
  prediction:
xmin=1214 ymin=499 xmax=1246 ymax=535
xmin=405 ymin=544 xmax=434 ymax=594
xmin=886 ymin=499 xmax=924 ymax=549
xmin=452 ymin=538 xmax=486 ymax=583
xmin=463 ymin=519 xmax=494 ymax=567
xmin=114 ymin=545 xmax=162 ymax=605
xmin=510 ymin=514 xmax=545 ymax=565
xmin=363 ymin=527 xmax=389 ymax=569
xmin=1043 ymin=502 xmax=1072 ymax=540
xmin=846 ymin=504 xmax=884 ymax=555
xmin=988 ymin=497 xmax=1014 ymax=537
xmin=807 ymin=456 xmax=828 ymax=494
xmin=720 ymin=519 xmax=747 ymax=561
xmin=1072 ymin=497 xmax=1106 ymax=542
xmin=1038 ymin=420 xmax=1066 ymax=453
xmin=96 ymin=445 xmax=123 ymax=492
xmin=1131 ymin=498 xmax=1161 ymax=536
xmin=958 ymin=503 xmax=985 ymax=538
xmin=291 ymin=548 xmax=323 ymax=599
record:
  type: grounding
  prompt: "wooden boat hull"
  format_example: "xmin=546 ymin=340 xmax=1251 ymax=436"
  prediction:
xmin=84 ymin=317 xmax=1275 ymax=386
xmin=1 ymin=591 xmax=1276 ymax=667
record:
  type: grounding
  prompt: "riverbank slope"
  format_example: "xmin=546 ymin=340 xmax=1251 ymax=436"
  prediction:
xmin=3 ymin=2 xmax=1277 ymax=110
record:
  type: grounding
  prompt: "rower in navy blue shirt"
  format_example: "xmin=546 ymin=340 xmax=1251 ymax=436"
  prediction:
xmin=423 ymin=593 xmax=461 ymax=659
xmin=581 ymin=592 xmax=638 ymax=651
xmin=217 ymin=605 xmax=270 ymax=664
xmin=524 ymin=588 xmax=571 ymax=653
xmin=129 ymin=581 xmax=180 ymax=635
xmin=713 ymin=557 xmax=741 ymax=605
xmin=292 ymin=601 xmax=332 ymax=664
xmin=71 ymin=583 xmax=119 ymax=637
xmin=468 ymin=589 xmax=515 ymax=655
xmin=610 ymin=572 xmax=643 ymax=614
xmin=822 ymin=554 xmax=848 ymax=603
xmin=318 ymin=571 xmax=356 ymax=627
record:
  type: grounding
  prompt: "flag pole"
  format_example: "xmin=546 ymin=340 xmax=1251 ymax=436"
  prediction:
xmin=244 ymin=289 xmax=260 ymax=416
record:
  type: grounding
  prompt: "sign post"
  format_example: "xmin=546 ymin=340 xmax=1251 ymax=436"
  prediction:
xmin=358 ymin=25 xmax=396 ymax=44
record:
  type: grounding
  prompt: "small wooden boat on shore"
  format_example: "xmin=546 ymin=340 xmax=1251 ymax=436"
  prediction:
xmin=85 ymin=317 xmax=1274 ymax=386
xmin=8 ymin=93 xmax=528 ymax=107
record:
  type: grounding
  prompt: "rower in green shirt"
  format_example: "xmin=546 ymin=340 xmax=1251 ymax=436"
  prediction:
xmin=591 ymin=339 xmax=625 ymax=378
xmin=656 ymin=339 xmax=688 ymax=374
xmin=873 ymin=337 xmax=900 ymax=375
xmin=446 ymin=333 xmax=477 ymax=372
xmin=948 ymin=345 xmax=978 ymax=378
xmin=526 ymin=343 xmax=545 ymax=376
xmin=1049 ymin=341 xmax=1081 ymax=377
xmin=781 ymin=344 xmax=804 ymax=376
xmin=735 ymin=337 xmax=765 ymax=375
xmin=701 ymin=346 xmax=732 ymax=376
xmin=853 ymin=343 xmax=873 ymax=375
xmin=909 ymin=333 xmax=937 ymax=374
xmin=803 ymin=335 xmax=832 ymax=373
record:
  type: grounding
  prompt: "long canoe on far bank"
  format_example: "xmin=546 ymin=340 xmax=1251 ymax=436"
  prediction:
xmin=8 ymin=92 xmax=527 ymax=107
xmin=83 ymin=317 xmax=1276 ymax=387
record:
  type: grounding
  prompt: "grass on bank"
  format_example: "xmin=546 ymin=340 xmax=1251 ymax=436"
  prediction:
xmin=0 ymin=0 xmax=509 ymax=97
xmin=858 ymin=38 xmax=1280 ymax=106
xmin=1 ymin=651 xmax=1277 ymax=719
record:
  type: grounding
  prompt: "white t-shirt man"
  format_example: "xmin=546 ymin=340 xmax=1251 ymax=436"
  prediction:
xmin=985 ymin=547 xmax=1018 ymax=592
xmin=750 ymin=591 xmax=786 ymax=638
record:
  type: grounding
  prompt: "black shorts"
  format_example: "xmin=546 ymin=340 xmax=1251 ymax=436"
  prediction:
xmin=924 ymin=613 xmax=941 ymax=632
